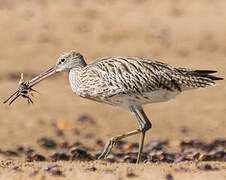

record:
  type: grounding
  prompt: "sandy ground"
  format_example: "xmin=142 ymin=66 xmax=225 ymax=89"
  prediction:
xmin=0 ymin=0 xmax=225 ymax=179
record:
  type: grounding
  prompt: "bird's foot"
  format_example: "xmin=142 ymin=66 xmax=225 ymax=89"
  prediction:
xmin=98 ymin=137 xmax=116 ymax=159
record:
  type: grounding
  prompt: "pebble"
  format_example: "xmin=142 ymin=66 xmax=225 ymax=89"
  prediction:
xmin=126 ymin=172 xmax=137 ymax=178
xmin=145 ymin=140 xmax=168 ymax=151
xmin=60 ymin=141 xmax=70 ymax=149
xmin=25 ymin=148 xmax=35 ymax=156
xmin=166 ymin=174 xmax=174 ymax=180
xmin=50 ymin=152 xmax=70 ymax=161
xmin=85 ymin=166 xmax=97 ymax=171
xmin=48 ymin=169 xmax=64 ymax=176
xmin=105 ymin=154 xmax=117 ymax=163
xmin=75 ymin=115 xmax=95 ymax=124
xmin=123 ymin=155 xmax=137 ymax=163
xmin=37 ymin=137 xmax=57 ymax=149
xmin=4 ymin=150 xmax=18 ymax=157
xmin=56 ymin=129 xmax=64 ymax=137
xmin=44 ymin=165 xmax=60 ymax=171
xmin=198 ymin=164 xmax=219 ymax=171
xmin=198 ymin=151 xmax=226 ymax=161
xmin=11 ymin=165 xmax=22 ymax=172
xmin=26 ymin=153 xmax=46 ymax=162
xmin=95 ymin=139 xmax=104 ymax=147
xmin=70 ymin=147 xmax=93 ymax=161
xmin=180 ymin=139 xmax=205 ymax=150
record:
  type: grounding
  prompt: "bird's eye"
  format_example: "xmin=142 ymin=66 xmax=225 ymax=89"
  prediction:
xmin=61 ymin=58 xmax=65 ymax=63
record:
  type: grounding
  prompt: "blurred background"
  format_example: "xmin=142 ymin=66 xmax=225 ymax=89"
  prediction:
xmin=0 ymin=0 xmax=225 ymax=150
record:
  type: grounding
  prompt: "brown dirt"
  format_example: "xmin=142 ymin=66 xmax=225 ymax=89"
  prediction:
xmin=0 ymin=0 xmax=225 ymax=179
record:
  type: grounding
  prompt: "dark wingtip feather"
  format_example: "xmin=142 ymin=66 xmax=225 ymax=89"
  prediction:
xmin=194 ymin=70 xmax=218 ymax=74
xmin=205 ymin=75 xmax=223 ymax=81
xmin=189 ymin=70 xmax=223 ymax=81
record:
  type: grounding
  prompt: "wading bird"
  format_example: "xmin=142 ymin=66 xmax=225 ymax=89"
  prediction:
xmin=3 ymin=50 xmax=223 ymax=163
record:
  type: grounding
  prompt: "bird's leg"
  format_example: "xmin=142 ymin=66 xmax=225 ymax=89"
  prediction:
xmin=98 ymin=129 xmax=142 ymax=160
xmin=135 ymin=105 xmax=152 ymax=163
xmin=138 ymin=130 xmax=145 ymax=163
xmin=136 ymin=105 xmax=152 ymax=131
xmin=129 ymin=106 xmax=146 ymax=164
xmin=98 ymin=105 xmax=146 ymax=164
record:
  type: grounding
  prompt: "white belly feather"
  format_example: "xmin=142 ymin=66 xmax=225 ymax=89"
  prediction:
xmin=107 ymin=89 xmax=180 ymax=107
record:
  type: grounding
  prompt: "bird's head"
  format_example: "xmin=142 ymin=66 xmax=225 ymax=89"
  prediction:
xmin=27 ymin=50 xmax=86 ymax=87
xmin=55 ymin=50 xmax=86 ymax=72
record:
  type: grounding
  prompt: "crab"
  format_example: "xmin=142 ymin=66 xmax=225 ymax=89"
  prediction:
xmin=3 ymin=73 xmax=38 ymax=105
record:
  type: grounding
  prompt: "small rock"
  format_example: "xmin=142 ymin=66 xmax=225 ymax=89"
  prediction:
xmin=214 ymin=150 xmax=226 ymax=161
xmin=4 ymin=150 xmax=18 ymax=157
xmin=126 ymin=172 xmax=136 ymax=178
xmin=70 ymin=141 xmax=83 ymax=148
xmin=180 ymin=126 xmax=188 ymax=134
xmin=145 ymin=140 xmax=168 ymax=151
xmin=85 ymin=166 xmax=97 ymax=171
xmin=26 ymin=153 xmax=46 ymax=162
xmin=56 ymin=129 xmax=64 ymax=136
xmin=25 ymin=148 xmax=35 ymax=156
xmin=166 ymin=174 xmax=174 ymax=180
xmin=198 ymin=164 xmax=219 ymax=171
xmin=75 ymin=115 xmax=95 ymax=124
xmin=149 ymin=153 xmax=159 ymax=163
xmin=16 ymin=146 xmax=25 ymax=153
xmin=70 ymin=147 xmax=93 ymax=161
xmin=33 ymin=154 xmax=46 ymax=161
xmin=12 ymin=165 xmax=22 ymax=172
xmin=198 ymin=151 xmax=225 ymax=161
xmin=211 ymin=139 xmax=226 ymax=148
xmin=95 ymin=139 xmax=104 ymax=147
xmin=180 ymin=139 xmax=204 ymax=150
xmin=37 ymin=137 xmax=57 ymax=149
xmin=160 ymin=152 xmax=175 ymax=163
xmin=173 ymin=167 xmax=189 ymax=172
xmin=123 ymin=155 xmax=137 ymax=163
xmin=84 ymin=133 xmax=95 ymax=138
xmin=198 ymin=153 xmax=214 ymax=161
xmin=44 ymin=165 xmax=60 ymax=172
xmin=50 ymin=152 xmax=70 ymax=161
xmin=105 ymin=154 xmax=117 ymax=163
xmin=114 ymin=152 xmax=125 ymax=159
xmin=60 ymin=141 xmax=70 ymax=149
xmin=48 ymin=169 xmax=64 ymax=176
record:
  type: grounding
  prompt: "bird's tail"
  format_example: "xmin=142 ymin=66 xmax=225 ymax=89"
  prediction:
xmin=189 ymin=70 xmax=223 ymax=82
xmin=175 ymin=68 xmax=223 ymax=90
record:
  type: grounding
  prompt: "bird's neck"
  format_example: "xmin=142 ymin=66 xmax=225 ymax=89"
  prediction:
xmin=68 ymin=67 xmax=84 ymax=94
xmin=70 ymin=66 xmax=84 ymax=74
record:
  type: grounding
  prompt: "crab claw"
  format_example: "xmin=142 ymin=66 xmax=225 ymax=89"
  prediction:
xmin=19 ymin=73 xmax=25 ymax=85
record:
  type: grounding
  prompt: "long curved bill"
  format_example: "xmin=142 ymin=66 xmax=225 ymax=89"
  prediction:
xmin=28 ymin=65 xmax=57 ymax=87
xmin=3 ymin=65 xmax=57 ymax=104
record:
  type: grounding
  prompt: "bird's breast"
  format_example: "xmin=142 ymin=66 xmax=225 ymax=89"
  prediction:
xmin=69 ymin=69 xmax=107 ymax=98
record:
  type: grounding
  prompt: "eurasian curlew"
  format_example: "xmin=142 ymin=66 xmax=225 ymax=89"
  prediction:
xmin=4 ymin=50 xmax=223 ymax=163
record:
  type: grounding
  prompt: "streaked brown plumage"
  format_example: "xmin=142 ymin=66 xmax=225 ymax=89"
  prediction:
xmin=68 ymin=53 xmax=221 ymax=107
xmin=3 ymin=50 xmax=223 ymax=163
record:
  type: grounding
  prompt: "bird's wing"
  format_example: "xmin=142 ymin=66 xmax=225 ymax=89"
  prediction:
xmin=85 ymin=56 xmax=182 ymax=98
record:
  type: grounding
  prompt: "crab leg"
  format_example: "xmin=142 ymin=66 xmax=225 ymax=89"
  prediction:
xmin=9 ymin=92 xmax=20 ymax=105
xmin=3 ymin=89 xmax=20 ymax=104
